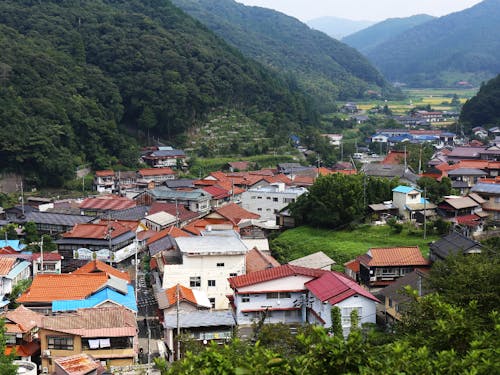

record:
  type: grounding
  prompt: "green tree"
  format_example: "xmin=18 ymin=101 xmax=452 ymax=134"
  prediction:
xmin=22 ymin=221 xmax=38 ymax=245
xmin=417 ymin=176 xmax=452 ymax=203
xmin=8 ymin=279 xmax=31 ymax=309
xmin=330 ymin=307 xmax=342 ymax=337
xmin=0 ymin=319 xmax=16 ymax=375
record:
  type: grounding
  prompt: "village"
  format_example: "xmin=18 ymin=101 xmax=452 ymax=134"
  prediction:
xmin=0 ymin=127 xmax=498 ymax=374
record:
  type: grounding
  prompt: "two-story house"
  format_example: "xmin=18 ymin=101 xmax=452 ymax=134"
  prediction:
xmin=162 ymin=231 xmax=249 ymax=310
xmin=429 ymin=232 xmax=482 ymax=262
xmin=356 ymin=246 xmax=430 ymax=287
xmin=31 ymin=253 xmax=63 ymax=275
xmin=228 ymin=265 xmax=378 ymax=336
xmin=39 ymin=306 xmax=138 ymax=373
xmin=2 ymin=305 xmax=43 ymax=361
xmin=392 ymin=185 xmax=436 ymax=220
xmin=94 ymin=170 xmax=116 ymax=194
xmin=137 ymin=168 xmax=176 ymax=187
xmin=141 ymin=148 xmax=187 ymax=168
xmin=0 ymin=258 xmax=31 ymax=306
xmin=135 ymin=187 xmax=211 ymax=213
xmin=471 ymin=182 xmax=500 ymax=224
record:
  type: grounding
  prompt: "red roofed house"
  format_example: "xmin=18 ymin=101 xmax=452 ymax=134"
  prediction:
xmin=32 ymin=252 xmax=63 ymax=275
xmin=356 ymin=246 xmax=430 ymax=287
xmin=39 ymin=306 xmax=137 ymax=373
xmin=2 ymin=305 xmax=43 ymax=361
xmin=228 ymin=264 xmax=378 ymax=335
xmin=94 ymin=170 xmax=116 ymax=194
xmin=137 ymin=167 xmax=176 ymax=187
xmin=79 ymin=195 xmax=136 ymax=216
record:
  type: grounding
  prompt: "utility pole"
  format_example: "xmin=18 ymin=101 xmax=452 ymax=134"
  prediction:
xmin=176 ymin=284 xmax=181 ymax=361
xmin=40 ymin=235 xmax=44 ymax=275
xmin=423 ymin=187 xmax=427 ymax=240
xmin=20 ymin=180 xmax=25 ymax=215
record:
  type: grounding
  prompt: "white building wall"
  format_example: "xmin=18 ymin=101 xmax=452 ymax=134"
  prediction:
xmin=163 ymin=253 xmax=246 ymax=310
xmin=241 ymin=186 xmax=307 ymax=220
xmin=334 ymin=295 xmax=377 ymax=336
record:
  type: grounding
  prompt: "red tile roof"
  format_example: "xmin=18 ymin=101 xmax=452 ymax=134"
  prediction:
xmin=80 ymin=195 xmax=136 ymax=211
xmin=31 ymin=252 xmax=62 ymax=261
xmin=456 ymin=214 xmax=482 ymax=227
xmin=138 ymin=167 xmax=175 ymax=176
xmin=0 ymin=246 xmax=18 ymax=255
xmin=305 ymin=271 xmax=379 ymax=305
xmin=229 ymin=264 xmax=325 ymax=289
xmin=209 ymin=171 xmax=229 ymax=182
xmin=216 ymin=203 xmax=260 ymax=224
xmin=165 ymin=284 xmax=197 ymax=306
xmin=292 ymin=176 xmax=315 ymax=186
xmin=215 ymin=180 xmax=246 ymax=195
xmin=5 ymin=341 xmax=40 ymax=357
xmin=62 ymin=222 xmax=131 ymax=240
xmin=95 ymin=170 xmax=115 ymax=177
xmin=344 ymin=259 xmax=360 ymax=273
xmin=382 ymin=151 xmax=406 ymax=165
xmin=0 ymin=258 xmax=16 ymax=276
xmin=17 ymin=273 xmax=108 ymax=303
xmin=54 ymin=353 xmax=104 ymax=375
xmin=202 ymin=185 xmax=231 ymax=199
xmin=5 ymin=305 xmax=43 ymax=332
xmin=228 ymin=161 xmax=251 ymax=171
xmin=147 ymin=226 xmax=190 ymax=245
xmin=264 ymin=174 xmax=293 ymax=185
xmin=360 ymin=247 xmax=429 ymax=267
xmin=73 ymin=260 xmax=131 ymax=283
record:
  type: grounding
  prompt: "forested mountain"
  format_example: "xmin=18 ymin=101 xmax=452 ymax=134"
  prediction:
xmin=0 ymin=0 xmax=318 ymax=187
xmin=342 ymin=14 xmax=435 ymax=55
xmin=460 ymin=74 xmax=500 ymax=132
xmin=366 ymin=0 xmax=500 ymax=87
xmin=171 ymin=0 xmax=399 ymax=112
xmin=306 ymin=16 xmax=374 ymax=39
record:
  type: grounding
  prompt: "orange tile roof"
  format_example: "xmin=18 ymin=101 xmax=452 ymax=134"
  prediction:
xmin=99 ymin=219 xmax=140 ymax=232
xmin=245 ymin=248 xmax=280 ymax=274
xmin=138 ymin=167 xmax=175 ymax=176
xmin=0 ymin=258 xmax=16 ymax=276
xmin=362 ymin=247 xmax=429 ymax=267
xmin=147 ymin=226 xmax=190 ymax=245
xmin=382 ymin=151 xmax=406 ymax=165
xmin=73 ymin=260 xmax=131 ymax=283
xmin=17 ymin=273 xmax=108 ymax=303
xmin=5 ymin=342 xmax=40 ymax=357
xmin=62 ymin=222 xmax=131 ymax=240
xmin=216 ymin=203 xmax=260 ymax=224
xmin=165 ymin=284 xmax=197 ymax=306
xmin=292 ymin=176 xmax=315 ymax=186
xmin=5 ymin=305 xmax=43 ymax=332
xmin=95 ymin=170 xmax=115 ymax=177
xmin=209 ymin=171 xmax=229 ymax=181
xmin=215 ymin=180 xmax=246 ymax=195
xmin=264 ymin=174 xmax=292 ymax=185
xmin=344 ymin=259 xmax=360 ymax=273
xmin=0 ymin=246 xmax=18 ymax=255
xmin=55 ymin=353 xmax=104 ymax=375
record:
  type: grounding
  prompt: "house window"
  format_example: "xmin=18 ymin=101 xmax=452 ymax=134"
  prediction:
xmin=190 ymin=276 xmax=201 ymax=287
xmin=266 ymin=292 xmax=291 ymax=299
xmin=5 ymin=335 xmax=16 ymax=345
xmin=257 ymin=208 xmax=262 ymax=211
xmin=273 ymin=197 xmax=278 ymax=202
xmin=267 ymin=197 xmax=271 ymax=200
xmin=388 ymin=298 xmax=393 ymax=307
xmin=400 ymin=267 xmax=413 ymax=275
xmin=229 ymin=273 xmax=237 ymax=277
xmin=208 ymin=280 xmax=216 ymax=287
xmin=241 ymin=294 xmax=250 ymax=303
xmin=209 ymin=298 xmax=215 ymax=308
xmin=251 ymin=196 xmax=256 ymax=199
xmin=283 ymin=198 xmax=295 ymax=204
xmin=216 ymin=263 xmax=225 ymax=267
xmin=48 ymin=336 xmax=74 ymax=350
xmin=257 ymin=196 xmax=262 ymax=199
xmin=341 ymin=307 xmax=363 ymax=326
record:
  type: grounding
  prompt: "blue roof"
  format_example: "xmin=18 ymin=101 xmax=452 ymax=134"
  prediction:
xmin=392 ymin=185 xmax=420 ymax=194
xmin=0 ymin=240 xmax=26 ymax=252
xmin=6 ymin=261 xmax=30 ymax=279
xmin=52 ymin=284 xmax=137 ymax=312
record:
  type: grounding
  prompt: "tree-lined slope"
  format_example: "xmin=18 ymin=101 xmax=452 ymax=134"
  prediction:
xmin=342 ymin=14 xmax=435 ymax=54
xmin=171 ymin=0 xmax=398 ymax=111
xmin=0 ymin=0 xmax=317 ymax=186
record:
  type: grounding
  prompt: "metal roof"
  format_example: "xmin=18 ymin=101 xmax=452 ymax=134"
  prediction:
xmin=392 ymin=185 xmax=420 ymax=194
xmin=163 ymin=310 xmax=235 ymax=329
xmin=22 ymin=211 xmax=95 ymax=226
xmin=289 ymin=251 xmax=336 ymax=269
xmin=471 ymin=183 xmax=500 ymax=195
xmin=175 ymin=235 xmax=248 ymax=255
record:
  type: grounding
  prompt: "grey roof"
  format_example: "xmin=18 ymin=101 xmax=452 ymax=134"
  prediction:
xmin=452 ymin=181 xmax=470 ymax=188
xmin=429 ymin=232 xmax=482 ymax=259
xmin=289 ymin=251 xmax=335 ymax=269
xmin=109 ymin=206 xmax=149 ymax=221
xmin=148 ymin=149 xmax=186 ymax=157
xmin=175 ymin=236 xmax=248 ymax=255
xmin=17 ymin=211 xmax=95 ymax=226
xmin=362 ymin=164 xmax=419 ymax=183
xmin=56 ymin=231 xmax=136 ymax=246
xmin=149 ymin=187 xmax=211 ymax=201
xmin=164 ymin=179 xmax=195 ymax=189
xmin=149 ymin=236 xmax=176 ymax=256
xmin=380 ymin=270 xmax=429 ymax=302
xmin=163 ymin=310 xmax=235 ymax=329
xmin=448 ymin=168 xmax=487 ymax=176
xmin=471 ymin=183 xmax=500 ymax=195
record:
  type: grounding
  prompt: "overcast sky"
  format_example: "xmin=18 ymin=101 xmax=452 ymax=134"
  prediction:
xmin=236 ymin=0 xmax=483 ymax=22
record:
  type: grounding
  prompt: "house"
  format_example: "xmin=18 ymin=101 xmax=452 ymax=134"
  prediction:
xmin=31 ymin=252 xmax=63 ymax=275
xmin=79 ymin=195 xmax=136 ymax=216
xmin=226 ymin=161 xmax=253 ymax=172
xmin=201 ymin=185 xmax=232 ymax=209
xmin=94 ymin=170 xmax=115 ymax=194
xmin=54 ymin=353 xmax=106 ymax=375
xmin=162 ymin=232 xmax=249 ymax=310
xmin=228 ymin=265 xmax=378 ymax=336
xmin=12 ymin=211 xmax=95 ymax=235
xmin=361 ymin=164 xmax=419 ymax=185
xmin=471 ymin=182 xmax=500 ymax=224
xmin=241 ymin=183 xmax=307 ymax=221
xmin=39 ymin=306 xmax=138 ymax=373
xmin=17 ymin=260 xmax=134 ymax=314
xmin=289 ymin=251 xmax=335 ymax=270
xmin=380 ymin=270 xmax=429 ymax=322
xmin=0 ymin=258 xmax=31 ymax=307
xmin=368 ymin=202 xmax=399 ymax=221
xmin=137 ymin=167 xmax=176 ymax=187
xmin=135 ymin=187 xmax=211 ymax=213
xmin=356 ymin=246 xmax=430 ymax=287
xmin=392 ymin=186 xmax=436 ymax=220
xmin=141 ymin=147 xmax=187 ymax=168
xmin=448 ymin=168 xmax=487 ymax=194
xmin=429 ymin=232 xmax=482 ymax=262
xmin=245 ymin=248 xmax=280 ymax=274
xmin=2 ymin=305 xmax=43 ymax=361
xmin=57 ymin=222 xmax=138 ymax=266
xmin=341 ymin=102 xmax=358 ymax=114
xmin=322 ymin=134 xmax=343 ymax=146
xmin=143 ymin=211 xmax=177 ymax=231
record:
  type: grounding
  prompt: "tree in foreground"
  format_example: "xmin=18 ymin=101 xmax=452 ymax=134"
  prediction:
xmin=0 ymin=319 xmax=17 ymax=375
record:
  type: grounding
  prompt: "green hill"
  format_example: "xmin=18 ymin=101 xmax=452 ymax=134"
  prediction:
xmin=366 ymin=0 xmax=500 ymax=87
xmin=171 ymin=0 xmax=399 ymax=112
xmin=0 ymin=0 xmax=317 ymax=187
xmin=460 ymin=74 xmax=500 ymax=132
xmin=342 ymin=14 xmax=435 ymax=55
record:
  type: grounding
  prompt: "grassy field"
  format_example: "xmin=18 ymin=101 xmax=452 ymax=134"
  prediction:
xmin=271 ymin=225 xmax=439 ymax=269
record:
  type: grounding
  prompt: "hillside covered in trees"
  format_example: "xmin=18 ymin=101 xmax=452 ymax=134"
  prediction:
xmin=366 ymin=0 xmax=500 ymax=87
xmin=460 ymin=74 xmax=500 ymax=132
xmin=342 ymin=14 xmax=435 ymax=55
xmin=171 ymin=0 xmax=400 ymax=112
xmin=0 ymin=0 xmax=318 ymax=186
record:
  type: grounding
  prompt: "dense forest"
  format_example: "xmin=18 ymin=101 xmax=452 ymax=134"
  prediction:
xmin=171 ymin=0 xmax=400 ymax=112
xmin=342 ymin=14 xmax=435 ymax=55
xmin=366 ymin=0 xmax=500 ymax=87
xmin=0 ymin=0 xmax=318 ymax=186
xmin=460 ymin=74 xmax=500 ymax=132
